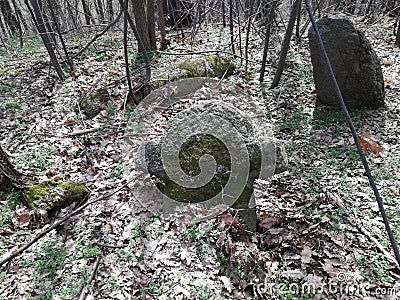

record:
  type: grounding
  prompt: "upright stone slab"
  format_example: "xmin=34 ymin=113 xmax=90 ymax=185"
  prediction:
xmin=308 ymin=16 xmax=384 ymax=109
xmin=133 ymin=78 xmax=288 ymax=231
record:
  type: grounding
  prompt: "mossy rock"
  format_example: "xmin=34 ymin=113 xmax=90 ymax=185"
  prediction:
xmin=77 ymin=88 xmax=110 ymax=118
xmin=144 ymin=101 xmax=262 ymax=207
xmin=24 ymin=181 xmax=89 ymax=213
xmin=178 ymin=56 xmax=235 ymax=79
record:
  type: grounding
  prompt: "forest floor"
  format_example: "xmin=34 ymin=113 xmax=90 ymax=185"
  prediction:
xmin=0 ymin=14 xmax=400 ymax=300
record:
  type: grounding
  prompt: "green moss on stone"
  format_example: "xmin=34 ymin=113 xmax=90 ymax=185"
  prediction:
xmin=205 ymin=56 xmax=235 ymax=78
xmin=178 ymin=59 xmax=203 ymax=77
xmin=24 ymin=181 xmax=88 ymax=212
xmin=25 ymin=182 xmax=48 ymax=208
xmin=57 ymin=181 xmax=89 ymax=203
xmin=178 ymin=56 xmax=235 ymax=79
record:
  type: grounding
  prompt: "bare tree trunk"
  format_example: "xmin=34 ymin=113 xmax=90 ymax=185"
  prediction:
xmin=37 ymin=0 xmax=56 ymax=45
xmin=147 ymin=0 xmax=156 ymax=49
xmin=222 ymin=0 xmax=226 ymax=27
xmin=0 ymin=0 xmax=18 ymax=35
xmin=81 ymin=0 xmax=92 ymax=25
xmin=259 ymin=0 xmax=277 ymax=83
xmin=48 ymin=0 xmax=73 ymax=70
xmin=235 ymin=0 xmax=243 ymax=65
xmin=10 ymin=0 xmax=22 ymax=46
xmin=132 ymin=0 xmax=150 ymax=50
xmin=24 ymin=0 xmax=39 ymax=32
xmin=295 ymin=0 xmax=301 ymax=41
xmin=396 ymin=19 xmax=400 ymax=45
xmin=0 ymin=13 xmax=9 ymax=37
xmin=157 ymin=0 xmax=167 ymax=49
xmin=107 ymin=0 xmax=113 ymax=22
xmin=66 ymin=0 xmax=78 ymax=30
xmin=270 ymin=0 xmax=301 ymax=88
xmin=118 ymin=0 xmax=151 ymax=88
xmin=30 ymin=0 xmax=65 ymax=80
xmin=97 ymin=0 xmax=105 ymax=23
xmin=244 ymin=0 xmax=255 ymax=75
xmin=123 ymin=0 xmax=135 ymax=104
xmin=229 ymin=0 xmax=234 ymax=54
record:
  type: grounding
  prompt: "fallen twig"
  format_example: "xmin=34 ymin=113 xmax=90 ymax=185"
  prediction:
xmin=78 ymin=252 xmax=102 ymax=300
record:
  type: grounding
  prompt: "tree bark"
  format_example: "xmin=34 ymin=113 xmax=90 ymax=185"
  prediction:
xmin=30 ymin=0 xmax=65 ymax=80
xmin=259 ymin=0 xmax=278 ymax=83
xmin=48 ymin=0 xmax=73 ymax=70
xmin=270 ymin=0 xmax=301 ymax=88
xmin=396 ymin=20 xmax=400 ymax=46
xmin=147 ymin=0 xmax=156 ymax=49
xmin=0 ymin=145 xmax=25 ymax=193
xmin=132 ymin=0 xmax=151 ymax=49
xmin=107 ymin=0 xmax=113 ymax=22
xmin=97 ymin=0 xmax=105 ymax=23
xmin=0 ymin=0 xmax=18 ymax=35
xmin=157 ymin=0 xmax=167 ymax=49
xmin=81 ymin=0 xmax=92 ymax=25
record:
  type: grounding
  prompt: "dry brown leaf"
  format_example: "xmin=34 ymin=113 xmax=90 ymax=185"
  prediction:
xmin=358 ymin=132 xmax=384 ymax=157
xmin=12 ymin=207 xmax=33 ymax=228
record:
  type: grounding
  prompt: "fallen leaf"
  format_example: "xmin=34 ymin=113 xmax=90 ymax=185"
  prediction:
xmin=12 ymin=207 xmax=33 ymax=228
xmin=0 ymin=228 xmax=14 ymax=234
xmin=63 ymin=118 xmax=76 ymax=125
xmin=259 ymin=217 xmax=280 ymax=229
xmin=358 ymin=132 xmax=384 ymax=157
xmin=220 ymin=213 xmax=243 ymax=230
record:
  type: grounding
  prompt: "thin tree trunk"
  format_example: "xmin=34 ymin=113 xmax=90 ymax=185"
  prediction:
xmin=15 ymin=0 xmax=28 ymax=30
xmin=117 ymin=0 xmax=151 ymax=89
xmin=24 ymin=0 xmax=39 ymax=32
xmin=229 ymin=0 xmax=234 ymax=54
xmin=147 ymin=0 xmax=156 ymax=49
xmin=295 ymin=0 xmax=301 ymax=41
xmin=222 ymin=0 xmax=226 ymax=27
xmin=10 ymin=0 xmax=22 ymax=45
xmin=396 ymin=18 xmax=400 ymax=45
xmin=157 ymin=0 xmax=167 ymax=49
xmin=97 ymin=0 xmax=105 ymax=23
xmin=270 ymin=0 xmax=301 ymax=88
xmin=30 ymin=0 xmax=65 ymax=80
xmin=123 ymin=0 xmax=135 ymax=104
xmin=132 ymin=0 xmax=150 ymax=49
xmin=81 ymin=0 xmax=92 ymax=25
xmin=48 ymin=0 xmax=73 ymax=70
xmin=107 ymin=0 xmax=113 ymax=22
xmin=244 ymin=0 xmax=255 ymax=75
xmin=66 ymin=0 xmax=78 ymax=30
xmin=0 ymin=12 xmax=9 ymax=37
xmin=235 ymin=0 xmax=243 ymax=66
xmin=259 ymin=0 xmax=277 ymax=83
xmin=0 ymin=0 xmax=18 ymax=35
xmin=37 ymin=0 xmax=56 ymax=45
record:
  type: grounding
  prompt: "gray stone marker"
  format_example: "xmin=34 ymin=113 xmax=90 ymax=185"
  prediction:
xmin=308 ymin=16 xmax=384 ymax=109
xmin=134 ymin=78 xmax=287 ymax=231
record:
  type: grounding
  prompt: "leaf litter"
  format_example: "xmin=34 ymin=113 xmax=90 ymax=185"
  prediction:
xmin=0 ymin=15 xmax=399 ymax=300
